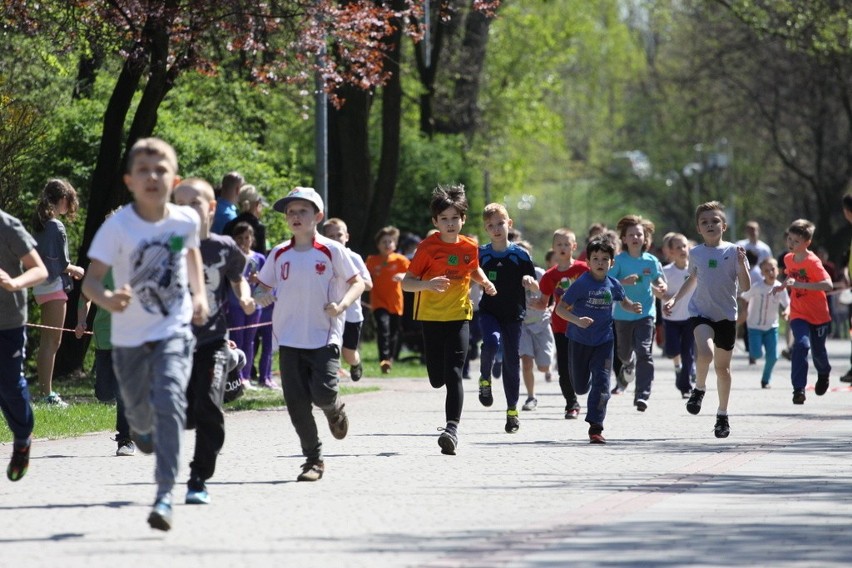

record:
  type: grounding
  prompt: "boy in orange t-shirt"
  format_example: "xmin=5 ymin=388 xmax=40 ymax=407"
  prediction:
xmin=366 ymin=226 xmax=410 ymax=374
xmin=402 ymin=184 xmax=495 ymax=456
xmin=775 ymin=219 xmax=833 ymax=404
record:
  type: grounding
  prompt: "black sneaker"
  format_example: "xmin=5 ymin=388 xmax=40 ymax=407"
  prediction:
xmin=7 ymin=441 xmax=30 ymax=482
xmin=505 ymin=409 xmax=520 ymax=433
xmin=478 ymin=379 xmax=494 ymax=407
xmin=792 ymin=389 xmax=806 ymax=405
xmin=841 ymin=369 xmax=852 ymax=384
xmin=815 ymin=374 xmax=829 ymax=396
xmin=686 ymin=389 xmax=705 ymax=415
xmin=635 ymin=399 xmax=648 ymax=412
xmin=297 ymin=460 xmax=324 ymax=482
xmin=588 ymin=423 xmax=606 ymax=444
xmin=565 ymin=401 xmax=581 ymax=419
xmin=438 ymin=426 xmax=458 ymax=455
xmin=350 ymin=363 xmax=363 ymax=382
xmin=714 ymin=414 xmax=730 ymax=438
xmin=327 ymin=403 xmax=349 ymax=439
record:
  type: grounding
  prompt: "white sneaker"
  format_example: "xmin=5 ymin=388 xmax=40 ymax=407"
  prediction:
xmin=116 ymin=440 xmax=136 ymax=456
xmin=522 ymin=397 xmax=538 ymax=411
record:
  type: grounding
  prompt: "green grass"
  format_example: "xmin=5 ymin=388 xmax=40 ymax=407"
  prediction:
xmin=0 ymin=339 xmax=426 ymax=442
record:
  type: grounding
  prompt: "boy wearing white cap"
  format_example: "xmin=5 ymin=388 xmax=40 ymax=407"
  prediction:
xmin=255 ymin=187 xmax=365 ymax=481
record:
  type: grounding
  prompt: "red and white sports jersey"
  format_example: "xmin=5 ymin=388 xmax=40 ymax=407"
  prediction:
xmin=257 ymin=233 xmax=358 ymax=349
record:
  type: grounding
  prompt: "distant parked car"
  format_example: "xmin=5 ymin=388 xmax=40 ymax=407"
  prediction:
xmin=608 ymin=150 xmax=652 ymax=179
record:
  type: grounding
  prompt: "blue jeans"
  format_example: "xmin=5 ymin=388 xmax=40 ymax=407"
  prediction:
xmin=568 ymin=339 xmax=613 ymax=427
xmin=789 ymin=319 xmax=831 ymax=391
xmin=747 ymin=328 xmax=779 ymax=385
xmin=0 ymin=327 xmax=33 ymax=443
xmin=478 ymin=312 xmax=522 ymax=408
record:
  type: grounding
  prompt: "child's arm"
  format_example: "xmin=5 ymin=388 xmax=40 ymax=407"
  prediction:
xmin=75 ymin=292 xmax=91 ymax=339
xmin=620 ymin=298 xmax=643 ymax=314
xmin=402 ymin=271 xmax=449 ymax=293
xmin=0 ymin=249 xmax=47 ymax=292
xmin=65 ymin=263 xmax=85 ymax=281
xmin=736 ymin=246 xmax=751 ymax=292
xmin=781 ymin=276 xmax=833 ymax=293
xmin=324 ymin=274 xmax=366 ymax=317
xmin=230 ymin=278 xmax=257 ymax=316
xmin=651 ymin=275 xmax=668 ymax=299
xmin=554 ymin=300 xmax=593 ymax=329
xmin=522 ymin=274 xmax=539 ymax=293
xmin=471 ymin=267 xmax=497 ymax=296
xmin=186 ymin=247 xmax=209 ymax=325
xmin=82 ymin=259 xmax=132 ymax=313
xmin=663 ymin=270 xmax=697 ymax=316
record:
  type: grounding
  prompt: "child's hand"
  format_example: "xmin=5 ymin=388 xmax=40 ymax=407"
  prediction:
xmin=771 ymin=283 xmax=787 ymax=296
xmin=247 ymin=271 xmax=258 ymax=286
xmin=782 ymin=308 xmax=790 ymax=321
xmin=522 ymin=276 xmax=539 ymax=293
xmin=67 ymin=265 xmax=85 ymax=280
xmin=622 ymin=274 xmax=639 ymax=285
xmin=240 ymin=297 xmax=257 ymax=316
xmin=576 ymin=316 xmax=594 ymax=329
xmin=629 ymin=301 xmax=643 ymax=314
xmin=428 ymin=276 xmax=451 ymax=293
xmin=74 ymin=322 xmax=87 ymax=339
xmin=737 ymin=246 xmax=748 ymax=266
xmin=253 ymin=288 xmax=275 ymax=307
xmin=663 ymin=299 xmax=675 ymax=316
xmin=482 ymin=281 xmax=497 ymax=296
xmin=0 ymin=268 xmax=17 ymax=292
xmin=324 ymin=302 xmax=344 ymax=317
xmin=653 ymin=282 xmax=668 ymax=297
xmin=192 ymin=295 xmax=209 ymax=326
xmin=105 ymin=284 xmax=132 ymax=313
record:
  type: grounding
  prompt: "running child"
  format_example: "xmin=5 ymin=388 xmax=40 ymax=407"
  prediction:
xmin=366 ymin=226 xmax=410 ymax=375
xmin=740 ymin=257 xmax=789 ymax=389
xmin=516 ymin=241 xmax=555 ymax=411
xmin=661 ymin=233 xmax=696 ymax=398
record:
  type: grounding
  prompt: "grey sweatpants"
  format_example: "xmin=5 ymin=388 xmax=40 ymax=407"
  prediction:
xmin=113 ymin=328 xmax=195 ymax=500
xmin=614 ymin=317 xmax=655 ymax=402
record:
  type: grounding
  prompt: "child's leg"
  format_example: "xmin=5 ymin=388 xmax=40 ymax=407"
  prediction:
xmin=693 ymin=324 xmax=715 ymax=391
xmin=422 ymin=321 xmax=469 ymax=424
xmin=554 ymin=333 xmax=579 ymax=410
xmin=613 ymin=320 xmax=636 ymax=371
xmin=113 ymin=346 xmax=155 ymax=436
xmin=150 ymin=331 xmax=195 ymax=500
xmin=187 ymin=340 xmax=229 ymax=485
xmin=521 ymin=355 xmax=535 ymax=398
xmin=478 ymin=312 xmax=500 ymax=380
xmin=257 ymin=308 xmax=274 ymax=383
xmin=373 ymin=309 xmax=392 ymax=362
xmin=499 ymin=321 xmax=523 ymax=409
xmin=96 ymin=349 xmax=130 ymax=442
xmin=632 ymin=317 xmax=655 ymax=402
xmin=240 ymin=317 xmax=261 ymax=380
xmin=713 ymin=345 xmax=734 ymax=413
xmin=341 ymin=321 xmax=363 ymax=367
xmin=747 ymin=328 xmax=764 ymax=361
xmin=36 ymin=298 xmax=66 ymax=397
xmin=0 ymin=327 xmax=34 ymax=443
xmin=809 ymin=322 xmax=832 ymax=376
xmin=789 ymin=319 xmax=811 ymax=391
xmin=279 ymin=346 xmax=324 ymax=463
xmin=585 ymin=341 xmax=614 ymax=428
xmin=679 ymin=321 xmax=696 ymax=385
xmin=762 ymin=329 xmax=779 ymax=385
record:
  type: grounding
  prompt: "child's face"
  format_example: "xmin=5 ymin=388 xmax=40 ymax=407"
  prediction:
xmin=552 ymin=234 xmax=576 ymax=262
xmin=56 ymin=197 xmax=70 ymax=216
xmin=844 ymin=208 xmax=852 ymax=224
xmin=173 ymin=185 xmax=214 ymax=227
xmin=786 ymin=233 xmax=810 ymax=255
xmin=125 ymin=153 xmax=179 ymax=209
xmin=587 ymin=250 xmax=614 ymax=278
xmin=234 ymin=231 xmax=254 ymax=254
xmin=760 ymin=261 xmax=778 ymax=282
xmin=622 ymin=224 xmax=645 ymax=253
xmin=667 ymin=238 xmax=689 ymax=262
xmin=285 ymin=200 xmax=322 ymax=236
xmin=696 ymin=210 xmax=727 ymax=242
xmin=377 ymin=235 xmax=397 ymax=255
xmin=323 ymin=224 xmax=348 ymax=246
xmin=484 ymin=212 xmax=512 ymax=244
xmin=432 ymin=206 xmax=465 ymax=241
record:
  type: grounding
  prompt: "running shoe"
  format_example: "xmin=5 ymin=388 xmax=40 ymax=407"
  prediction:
xmin=478 ymin=378 xmax=494 ymax=407
xmin=686 ymin=388 xmax=705 ymax=415
xmin=505 ymin=409 xmax=520 ymax=433
xmin=714 ymin=414 xmax=731 ymax=438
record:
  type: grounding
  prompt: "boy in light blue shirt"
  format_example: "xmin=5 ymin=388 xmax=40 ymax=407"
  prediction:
xmin=608 ymin=215 xmax=667 ymax=411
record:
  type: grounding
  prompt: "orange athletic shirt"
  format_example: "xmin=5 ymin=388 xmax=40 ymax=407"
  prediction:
xmin=366 ymin=252 xmax=410 ymax=315
xmin=784 ymin=250 xmax=831 ymax=324
xmin=408 ymin=233 xmax=479 ymax=321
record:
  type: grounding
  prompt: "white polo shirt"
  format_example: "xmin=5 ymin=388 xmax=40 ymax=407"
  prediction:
xmin=257 ymin=233 xmax=358 ymax=349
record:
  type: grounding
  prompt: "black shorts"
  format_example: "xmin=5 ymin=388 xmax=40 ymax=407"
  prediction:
xmin=689 ymin=317 xmax=736 ymax=351
xmin=342 ymin=321 xmax=363 ymax=350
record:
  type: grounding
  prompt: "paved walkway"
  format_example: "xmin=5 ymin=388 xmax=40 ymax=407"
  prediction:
xmin=4 ymin=339 xmax=852 ymax=567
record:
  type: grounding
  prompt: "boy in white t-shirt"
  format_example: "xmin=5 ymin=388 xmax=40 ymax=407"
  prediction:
xmin=740 ymin=257 xmax=789 ymax=388
xmin=661 ymin=233 xmax=696 ymax=398
xmin=83 ymin=138 xmax=209 ymax=531
xmin=322 ymin=218 xmax=373 ymax=381
xmin=255 ymin=188 xmax=365 ymax=482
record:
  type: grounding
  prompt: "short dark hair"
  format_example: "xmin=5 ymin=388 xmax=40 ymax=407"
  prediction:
xmin=586 ymin=236 xmax=616 ymax=260
xmin=430 ymin=184 xmax=469 ymax=219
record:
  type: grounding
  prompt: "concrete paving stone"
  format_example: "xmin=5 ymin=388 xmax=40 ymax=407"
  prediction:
xmin=2 ymin=339 xmax=852 ymax=566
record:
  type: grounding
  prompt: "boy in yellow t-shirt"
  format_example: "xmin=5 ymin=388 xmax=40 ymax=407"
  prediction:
xmin=402 ymin=184 xmax=495 ymax=455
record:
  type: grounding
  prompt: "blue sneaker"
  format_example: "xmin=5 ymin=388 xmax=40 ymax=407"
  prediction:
xmin=131 ymin=431 xmax=154 ymax=455
xmin=147 ymin=497 xmax=173 ymax=531
xmin=185 ymin=488 xmax=210 ymax=505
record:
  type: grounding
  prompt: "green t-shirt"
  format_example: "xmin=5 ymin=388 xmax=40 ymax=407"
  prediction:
xmin=90 ymin=269 xmax=114 ymax=350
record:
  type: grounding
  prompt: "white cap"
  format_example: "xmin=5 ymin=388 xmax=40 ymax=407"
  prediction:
xmin=273 ymin=187 xmax=324 ymax=214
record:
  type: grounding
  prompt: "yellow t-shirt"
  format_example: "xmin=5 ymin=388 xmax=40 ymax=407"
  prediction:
xmin=408 ymin=234 xmax=479 ymax=321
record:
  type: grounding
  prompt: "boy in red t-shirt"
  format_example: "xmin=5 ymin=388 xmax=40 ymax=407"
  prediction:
xmin=365 ymin=226 xmax=410 ymax=374
xmin=774 ymin=219 xmax=833 ymax=404
xmin=536 ymin=229 xmax=588 ymax=418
